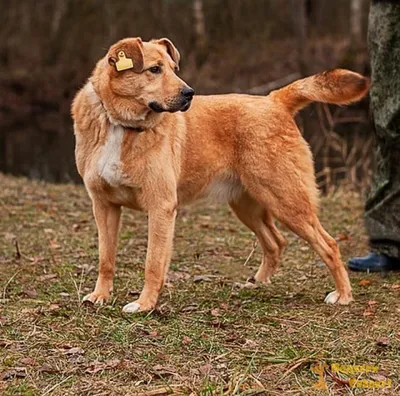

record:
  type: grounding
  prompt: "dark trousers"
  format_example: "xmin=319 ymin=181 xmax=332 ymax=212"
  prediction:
xmin=365 ymin=0 xmax=400 ymax=258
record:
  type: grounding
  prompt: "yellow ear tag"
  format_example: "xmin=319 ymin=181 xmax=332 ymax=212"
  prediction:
xmin=115 ymin=51 xmax=133 ymax=71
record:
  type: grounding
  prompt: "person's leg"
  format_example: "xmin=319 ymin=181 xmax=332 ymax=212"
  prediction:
xmin=349 ymin=0 xmax=400 ymax=271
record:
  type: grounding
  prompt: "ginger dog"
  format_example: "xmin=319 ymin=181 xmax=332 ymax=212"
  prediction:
xmin=72 ymin=37 xmax=369 ymax=313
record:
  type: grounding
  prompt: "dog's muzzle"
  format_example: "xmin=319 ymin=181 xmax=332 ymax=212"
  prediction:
xmin=179 ymin=86 xmax=195 ymax=112
xmin=149 ymin=86 xmax=195 ymax=113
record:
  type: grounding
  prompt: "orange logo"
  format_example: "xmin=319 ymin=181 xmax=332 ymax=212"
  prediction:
xmin=311 ymin=363 xmax=329 ymax=390
xmin=311 ymin=363 xmax=391 ymax=389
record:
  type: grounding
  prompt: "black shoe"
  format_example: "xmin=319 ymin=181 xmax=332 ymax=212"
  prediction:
xmin=348 ymin=253 xmax=400 ymax=272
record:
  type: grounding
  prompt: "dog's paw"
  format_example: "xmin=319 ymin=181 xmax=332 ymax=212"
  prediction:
xmin=122 ymin=301 xmax=141 ymax=313
xmin=235 ymin=277 xmax=268 ymax=289
xmin=82 ymin=291 xmax=110 ymax=305
xmin=252 ymin=274 xmax=272 ymax=285
xmin=122 ymin=300 xmax=155 ymax=314
xmin=324 ymin=290 xmax=353 ymax=305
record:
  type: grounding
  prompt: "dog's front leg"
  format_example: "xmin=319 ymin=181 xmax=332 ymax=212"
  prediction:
xmin=123 ymin=202 xmax=177 ymax=313
xmin=83 ymin=199 xmax=121 ymax=305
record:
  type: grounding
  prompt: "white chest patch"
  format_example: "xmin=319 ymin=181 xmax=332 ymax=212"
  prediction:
xmin=205 ymin=172 xmax=244 ymax=203
xmin=97 ymin=124 xmax=125 ymax=186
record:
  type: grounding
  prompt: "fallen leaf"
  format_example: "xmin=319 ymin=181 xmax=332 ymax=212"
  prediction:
xmin=335 ymin=233 xmax=350 ymax=242
xmin=58 ymin=343 xmax=73 ymax=349
xmin=0 ymin=371 xmax=11 ymax=381
xmin=21 ymin=308 xmax=36 ymax=315
xmin=211 ymin=319 xmax=226 ymax=329
xmin=370 ymin=373 xmax=387 ymax=381
xmin=0 ymin=339 xmax=12 ymax=347
xmin=22 ymin=288 xmax=38 ymax=299
xmin=76 ymin=264 xmax=95 ymax=275
xmin=328 ymin=371 xmax=351 ymax=386
xmin=105 ymin=358 xmax=121 ymax=368
xmin=193 ymin=275 xmax=213 ymax=283
xmin=0 ymin=368 xmax=26 ymax=380
xmin=182 ymin=336 xmax=192 ymax=345
xmin=149 ymin=330 xmax=159 ymax=338
xmin=39 ymin=274 xmax=58 ymax=281
xmin=152 ymin=365 xmax=178 ymax=377
xmin=167 ymin=271 xmax=190 ymax=282
xmin=69 ymin=355 xmax=85 ymax=364
xmin=181 ymin=304 xmax=199 ymax=312
xmin=391 ymin=284 xmax=400 ymax=289
xmin=20 ymin=357 xmax=36 ymax=366
xmin=359 ymin=279 xmax=372 ymax=286
xmin=211 ymin=308 xmax=221 ymax=317
xmin=199 ymin=363 xmax=211 ymax=375
xmin=234 ymin=281 xmax=258 ymax=289
xmin=243 ymin=339 xmax=258 ymax=348
xmin=85 ymin=362 xmax=103 ymax=374
xmin=137 ymin=387 xmax=171 ymax=396
xmin=376 ymin=337 xmax=390 ymax=347
xmin=363 ymin=308 xmax=374 ymax=317
xmin=49 ymin=240 xmax=61 ymax=249
xmin=39 ymin=363 xmax=59 ymax=374
xmin=64 ymin=347 xmax=85 ymax=355
xmin=363 ymin=300 xmax=377 ymax=316
xmin=3 ymin=232 xmax=16 ymax=241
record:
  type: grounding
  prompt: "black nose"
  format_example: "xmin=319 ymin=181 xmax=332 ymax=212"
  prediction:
xmin=181 ymin=87 xmax=195 ymax=99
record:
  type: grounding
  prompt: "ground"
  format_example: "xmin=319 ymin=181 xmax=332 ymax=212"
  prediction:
xmin=0 ymin=173 xmax=399 ymax=395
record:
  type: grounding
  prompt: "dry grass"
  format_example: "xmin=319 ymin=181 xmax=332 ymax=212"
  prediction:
xmin=1 ymin=173 xmax=399 ymax=395
xmin=310 ymin=103 xmax=373 ymax=194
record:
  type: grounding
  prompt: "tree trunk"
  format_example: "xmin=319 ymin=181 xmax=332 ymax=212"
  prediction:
xmin=193 ymin=0 xmax=207 ymax=67
xmin=350 ymin=0 xmax=364 ymax=71
xmin=351 ymin=0 xmax=363 ymax=51
xmin=294 ymin=0 xmax=309 ymax=77
xmin=292 ymin=0 xmax=310 ymax=136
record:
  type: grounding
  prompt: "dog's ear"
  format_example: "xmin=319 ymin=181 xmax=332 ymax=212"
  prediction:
xmin=155 ymin=38 xmax=181 ymax=70
xmin=108 ymin=38 xmax=144 ymax=73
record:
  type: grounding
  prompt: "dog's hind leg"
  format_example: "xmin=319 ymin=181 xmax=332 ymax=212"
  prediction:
xmin=83 ymin=199 xmax=121 ymax=305
xmin=230 ymin=193 xmax=286 ymax=284
xmin=285 ymin=213 xmax=353 ymax=305
xmin=242 ymin=177 xmax=353 ymax=305
xmin=239 ymin=127 xmax=352 ymax=304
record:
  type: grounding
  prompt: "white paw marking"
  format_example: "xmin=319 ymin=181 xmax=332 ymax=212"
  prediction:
xmin=122 ymin=301 xmax=141 ymax=313
xmin=324 ymin=290 xmax=340 ymax=304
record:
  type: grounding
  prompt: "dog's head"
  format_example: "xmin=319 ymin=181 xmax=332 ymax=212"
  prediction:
xmin=95 ymin=37 xmax=194 ymax=125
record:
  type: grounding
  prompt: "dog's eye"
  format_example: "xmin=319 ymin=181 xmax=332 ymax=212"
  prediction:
xmin=149 ymin=66 xmax=162 ymax=74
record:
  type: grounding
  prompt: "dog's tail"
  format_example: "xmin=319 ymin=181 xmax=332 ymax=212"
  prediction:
xmin=271 ymin=69 xmax=369 ymax=115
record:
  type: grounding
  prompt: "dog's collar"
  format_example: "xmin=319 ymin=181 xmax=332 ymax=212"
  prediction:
xmin=87 ymin=81 xmax=146 ymax=133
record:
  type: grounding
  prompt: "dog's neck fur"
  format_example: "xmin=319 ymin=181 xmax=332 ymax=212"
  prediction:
xmin=88 ymin=66 xmax=164 ymax=132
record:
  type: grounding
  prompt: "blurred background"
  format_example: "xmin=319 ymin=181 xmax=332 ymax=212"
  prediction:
xmin=0 ymin=0 xmax=372 ymax=191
